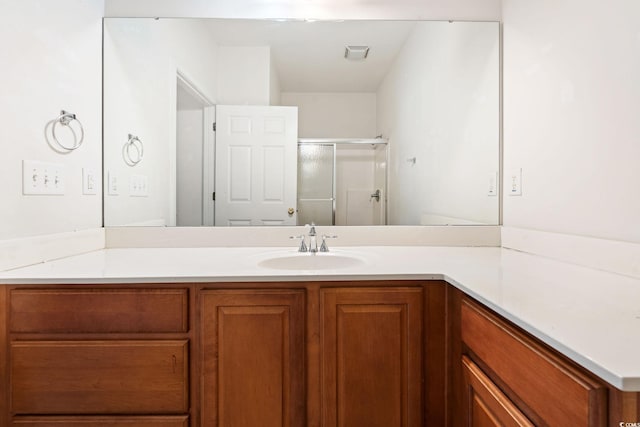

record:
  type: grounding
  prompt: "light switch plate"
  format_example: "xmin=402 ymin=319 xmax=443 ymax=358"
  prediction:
xmin=129 ymin=174 xmax=148 ymax=197
xmin=107 ymin=171 xmax=120 ymax=196
xmin=22 ymin=160 xmax=65 ymax=195
xmin=508 ymin=168 xmax=522 ymax=196
xmin=82 ymin=168 xmax=98 ymax=195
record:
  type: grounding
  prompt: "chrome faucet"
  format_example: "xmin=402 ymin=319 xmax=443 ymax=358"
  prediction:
xmin=319 ymin=234 xmax=338 ymax=252
xmin=290 ymin=235 xmax=307 ymax=252
xmin=307 ymin=223 xmax=318 ymax=253
xmin=291 ymin=223 xmax=337 ymax=253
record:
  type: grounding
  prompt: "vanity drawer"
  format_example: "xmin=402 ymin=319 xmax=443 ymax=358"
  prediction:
xmin=12 ymin=416 xmax=189 ymax=427
xmin=461 ymin=298 xmax=607 ymax=426
xmin=11 ymin=340 xmax=189 ymax=415
xmin=10 ymin=288 xmax=188 ymax=333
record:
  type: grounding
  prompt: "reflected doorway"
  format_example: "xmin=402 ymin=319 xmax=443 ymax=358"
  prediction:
xmin=175 ymin=74 xmax=215 ymax=226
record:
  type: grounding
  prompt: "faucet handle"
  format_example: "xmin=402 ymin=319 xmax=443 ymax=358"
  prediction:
xmin=319 ymin=234 xmax=338 ymax=252
xmin=305 ymin=222 xmax=317 ymax=236
xmin=290 ymin=235 xmax=307 ymax=252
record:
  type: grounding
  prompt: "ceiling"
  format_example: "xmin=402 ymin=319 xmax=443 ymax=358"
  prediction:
xmin=203 ymin=19 xmax=417 ymax=92
xmin=104 ymin=0 xmax=503 ymax=23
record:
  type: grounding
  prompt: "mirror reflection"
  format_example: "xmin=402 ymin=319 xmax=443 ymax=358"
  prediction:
xmin=103 ymin=18 xmax=499 ymax=227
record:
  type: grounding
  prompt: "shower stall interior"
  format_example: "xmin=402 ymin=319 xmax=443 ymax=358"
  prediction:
xmin=297 ymin=138 xmax=388 ymax=226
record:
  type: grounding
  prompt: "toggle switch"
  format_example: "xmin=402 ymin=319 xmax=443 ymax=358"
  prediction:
xmin=508 ymin=168 xmax=522 ymax=196
xmin=22 ymin=160 xmax=65 ymax=195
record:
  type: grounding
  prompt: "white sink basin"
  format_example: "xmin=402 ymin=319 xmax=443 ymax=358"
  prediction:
xmin=257 ymin=252 xmax=365 ymax=270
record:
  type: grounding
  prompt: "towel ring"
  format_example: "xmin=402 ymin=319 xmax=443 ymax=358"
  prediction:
xmin=51 ymin=110 xmax=84 ymax=151
xmin=123 ymin=134 xmax=144 ymax=166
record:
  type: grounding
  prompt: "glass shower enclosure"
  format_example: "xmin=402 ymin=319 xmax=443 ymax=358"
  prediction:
xmin=297 ymin=143 xmax=336 ymax=226
xmin=296 ymin=138 xmax=388 ymax=226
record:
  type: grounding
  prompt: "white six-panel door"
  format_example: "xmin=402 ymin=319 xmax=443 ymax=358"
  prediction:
xmin=215 ymin=105 xmax=298 ymax=226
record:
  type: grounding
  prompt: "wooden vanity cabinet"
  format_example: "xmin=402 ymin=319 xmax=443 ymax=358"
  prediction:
xmin=200 ymin=285 xmax=425 ymax=427
xmin=2 ymin=280 xmax=637 ymax=427
xmin=320 ymin=287 xmax=423 ymax=427
xmin=5 ymin=286 xmax=192 ymax=426
xmin=200 ymin=289 xmax=306 ymax=427
xmin=1 ymin=281 xmax=430 ymax=427
xmin=462 ymin=356 xmax=533 ymax=426
xmin=454 ymin=293 xmax=609 ymax=426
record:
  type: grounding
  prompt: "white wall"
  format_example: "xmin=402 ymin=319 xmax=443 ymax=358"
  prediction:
xmin=502 ymin=0 xmax=640 ymax=243
xmin=103 ymin=19 xmax=217 ymax=226
xmin=377 ymin=21 xmax=500 ymax=225
xmin=176 ymin=108 xmax=204 ymax=226
xmin=104 ymin=0 xmax=502 ymax=21
xmin=270 ymin=58 xmax=281 ymax=106
xmin=281 ymin=93 xmax=377 ymax=138
xmin=0 ymin=0 xmax=104 ymax=240
xmin=216 ymin=46 xmax=271 ymax=105
xmin=335 ymin=146 xmax=377 ymax=226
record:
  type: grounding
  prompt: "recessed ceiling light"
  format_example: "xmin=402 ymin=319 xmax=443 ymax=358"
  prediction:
xmin=344 ymin=45 xmax=370 ymax=61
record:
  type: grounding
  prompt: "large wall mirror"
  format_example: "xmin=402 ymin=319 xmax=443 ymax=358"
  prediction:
xmin=103 ymin=18 xmax=499 ymax=227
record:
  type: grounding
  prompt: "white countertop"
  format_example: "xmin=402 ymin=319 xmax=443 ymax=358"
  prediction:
xmin=1 ymin=245 xmax=639 ymax=391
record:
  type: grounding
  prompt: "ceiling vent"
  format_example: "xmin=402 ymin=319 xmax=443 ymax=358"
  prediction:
xmin=344 ymin=45 xmax=370 ymax=61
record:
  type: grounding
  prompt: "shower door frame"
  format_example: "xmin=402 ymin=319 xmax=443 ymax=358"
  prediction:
xmin=298 ymin=138 xmax=389 ymax=226
xmin=297 ymin=141 xmax=337 ymax=226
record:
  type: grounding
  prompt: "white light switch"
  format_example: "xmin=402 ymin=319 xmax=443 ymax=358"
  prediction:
xmin=508 ymin=168 xmax=522 ymax=196
xmin=22 ymin=160 xmax=65 ymax=195
xmin=82 ymin=168 xmax=98 ymax=195
xmin=107 ymin=171 xmax=120 ymax=196
xmin=129 ymin=174 xmax=148 ymax=197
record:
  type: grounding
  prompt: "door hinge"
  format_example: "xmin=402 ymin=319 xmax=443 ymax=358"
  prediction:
xmin=212 ymin=122 xmax=216 ymax=131
xmin=212 ymin=192 xmax=216 ymax=201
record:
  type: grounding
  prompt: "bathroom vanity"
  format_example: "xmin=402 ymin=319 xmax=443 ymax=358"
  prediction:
xmin=0 ymin=246 xmax=639 ymax=426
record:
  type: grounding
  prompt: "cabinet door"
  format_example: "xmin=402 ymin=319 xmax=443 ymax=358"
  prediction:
xmin=462 ymin=356 xmax=534 ymax=427
xmin=201 ymin=290 xmax=305 ymax=427
xmin=320 ymin=287 xmax=422 ymax=427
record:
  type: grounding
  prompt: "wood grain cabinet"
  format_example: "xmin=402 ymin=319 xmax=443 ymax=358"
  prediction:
xmin=462 ymin=356 xmax=533 ymax=427
xmin=459 ymin=297 xmax=608 ymax=426
xmin=320 ymin=287 xmax=423 ymax=427
xmin=6 ymin=287 xmax=191 ymax=426
xmin=4 ymin=281 xmax=639 ymax=427
xmin=11 ymin=416 xmax=189 ymax=427
xmin=11 ymin=340 xmax=189 ymax=414
xmin=200 ymin=285 xmax=424 ymax=427
xmin=201 ymin=289 xmax=305 ymax=427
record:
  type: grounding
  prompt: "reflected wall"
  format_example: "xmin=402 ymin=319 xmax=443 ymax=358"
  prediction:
xmin=103 ymin=18 xmax=500 ymax=227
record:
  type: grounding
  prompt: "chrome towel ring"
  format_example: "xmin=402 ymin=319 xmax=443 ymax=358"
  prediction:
xmin=123 ymin=134 xmax=144 ymax=166
xmin=51 ymin=110 xmax=84 ymax=151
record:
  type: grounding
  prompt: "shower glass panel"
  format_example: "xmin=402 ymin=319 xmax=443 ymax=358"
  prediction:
xmin=297 ymin=144 xmax=335 ymax=226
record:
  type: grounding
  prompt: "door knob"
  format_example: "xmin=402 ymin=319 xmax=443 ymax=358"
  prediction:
xmin=287 ymin=207 xmax=295 ymax=216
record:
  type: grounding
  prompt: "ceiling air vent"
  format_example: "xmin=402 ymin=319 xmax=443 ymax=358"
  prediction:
xmin=344 ymin=45 xmax=370 ymax=61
